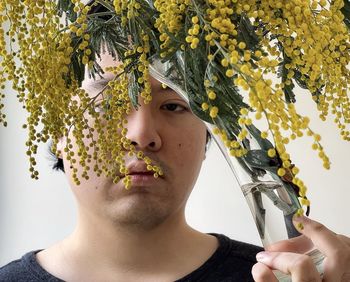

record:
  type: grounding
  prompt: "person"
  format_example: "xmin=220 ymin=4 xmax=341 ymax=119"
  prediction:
xmin=1 ymin=12 xmax=350 ymax=282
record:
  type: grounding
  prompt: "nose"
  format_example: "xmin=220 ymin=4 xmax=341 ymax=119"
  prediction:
xmin=125 ymin=103 xmax=162 ymax=152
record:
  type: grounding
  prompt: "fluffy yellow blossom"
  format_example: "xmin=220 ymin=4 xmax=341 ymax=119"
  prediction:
xmin=267 ymin=148 xmax=276 ymax=158
xmin=208 ymin=90 xmax=217 ymax=100
xmin=2 ymin=0 xmax=350 ymax=211
xmin=210 ymin=106 xmax=219 ymax=118
xmin=201 ymin=102 xmax=209 ymax=111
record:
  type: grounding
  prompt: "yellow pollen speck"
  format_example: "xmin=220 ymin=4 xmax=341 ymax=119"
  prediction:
xmin=277 ymin=168 xmax=286 ymax=177
xmin=210 ymin=106 xmax=219 ymax=118
xmin=267 ymin=148 xmax=276 ymax=158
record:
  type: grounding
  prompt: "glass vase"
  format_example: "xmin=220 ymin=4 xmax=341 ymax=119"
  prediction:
xmin=205 ymin=123 xmax=325 ymax=281
xmin=149 ymin=55 xmax=324 ymax=281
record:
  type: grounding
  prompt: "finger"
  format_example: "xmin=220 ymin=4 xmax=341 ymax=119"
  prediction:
xmin=266 ymin=235 xmax=314 ymax=254
xmin=251 ymin=262 xmax=278 ymax=282
xmin=256 ymin=251 xmax=321 ymax=282
xmin=293 ymin=216 xmax=350 ymax=282
xmin=292 ymin=216 xmax=346 ymax=257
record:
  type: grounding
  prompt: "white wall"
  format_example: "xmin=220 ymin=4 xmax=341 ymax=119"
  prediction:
xmin=0 ymin=83 xmax=76 ymax=265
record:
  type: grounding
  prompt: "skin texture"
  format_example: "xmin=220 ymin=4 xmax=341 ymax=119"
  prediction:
xmin=62 ymin=67 xmax=209 ymax=233
xmin=36 ymin=52 xmax=219 ymax=282
xmin=35 ymin=52 xmax=350 ymax=281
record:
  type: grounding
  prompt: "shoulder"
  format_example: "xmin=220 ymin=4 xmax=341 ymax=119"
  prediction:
xmin=0 ymin=253 xmax=31 ymax=282
xmin=178 ymin=233 xmax=263 ymax=282
xmin=209 ymin=233 xmax=263 ymax=265
xmin=0 ymin=250 xmax=60 ymax=282
xmin=213 ymin=233 xmax=263 ymax=263
xmin=200 ymin=233 xmax=263 ymax=282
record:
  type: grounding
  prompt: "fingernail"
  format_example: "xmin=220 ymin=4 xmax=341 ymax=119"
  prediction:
xmin=256 ymin=251 xmax=270 ymax=262
xmin=293 ymin=214 xmax=306 ymax=230
xmin=293 ymin=213 xmax=305 ymax=222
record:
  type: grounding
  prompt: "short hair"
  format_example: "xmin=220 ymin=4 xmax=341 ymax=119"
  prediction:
xmin=47 ymin=140 xmax=65 ymax=172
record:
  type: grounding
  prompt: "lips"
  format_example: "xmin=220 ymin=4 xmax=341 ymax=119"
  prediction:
xmin=119 ymin=161 xmax=163 ymax=186
xmin=128 ymin=171 xmax=154 ymax=176
xmin=125 ymin=161 xmax=163 ymax=178
xmin=126 ymin=162 xmax=153 ymax=176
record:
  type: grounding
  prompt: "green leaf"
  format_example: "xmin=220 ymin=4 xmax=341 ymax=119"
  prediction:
xmin=237 ymin=14 xmax=260 ymax=51
xmin=127 ymin=71 xmax=140 ymax=109
xmin=56 ymin=0 xmax=77 ymax=23
xmin=246 ymin=125 xmax=274 ymax=151
xmin=244 ymin=149 xmax=277 ymax=170
xmin=341 ymin=0 xmax=350 ymax=29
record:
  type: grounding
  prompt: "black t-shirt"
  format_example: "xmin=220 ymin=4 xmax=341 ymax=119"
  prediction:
xmin=0 ymin=233 xmax=263 ymax=282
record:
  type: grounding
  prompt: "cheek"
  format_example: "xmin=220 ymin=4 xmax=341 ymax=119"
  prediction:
xmin=61 ymin=128 xmax=108 ymax=190
xmin=169 ymin=129 xmax=206 ymax=172
xmin=168 ymin=136 xmax=205 ymax=201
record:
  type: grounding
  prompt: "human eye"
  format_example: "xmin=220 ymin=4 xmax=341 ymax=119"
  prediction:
xmin=94 ymin=100 xmax=111 ymax=120
xmin=94 ymin=101 xmax=108 ymax=113
xmin=161 ymin=102 xmax=188 ymax=112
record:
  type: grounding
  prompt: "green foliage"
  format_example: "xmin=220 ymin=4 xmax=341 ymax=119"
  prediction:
xmin=341 ymin=0 xmax=350 ymax=29
xmin=55 ymin=0 xmax=348 ymax=208
xmin=243 ymin=125 xmax=279 ymax=179
xmin=57 ymin=0 xmax=77 ymax=23
xmin=236 ymin=14 xmax=260 ymax=51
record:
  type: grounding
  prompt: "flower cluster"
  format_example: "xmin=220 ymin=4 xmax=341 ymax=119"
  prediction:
xmin=0 ymin=0 xmax=163 ymax=188
xmin=1 ymin=0 xmax=349 ymax=212
xmin=154 ymin=0 xmax=190 ymax=56
xmin=0 ymin=0 xmax=79 ymax=179
xmin=153 ymin=0 xmax=349 ymax=212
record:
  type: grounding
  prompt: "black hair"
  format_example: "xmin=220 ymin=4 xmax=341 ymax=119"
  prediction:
xmin=47 ymin=140 xmax=65 ymax=172
xmin=53 ymin=157 xmax=65 ymax=172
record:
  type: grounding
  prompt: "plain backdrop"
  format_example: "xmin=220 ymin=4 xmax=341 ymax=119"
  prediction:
xmin=1 ymin=73 xmax=350 ymax=266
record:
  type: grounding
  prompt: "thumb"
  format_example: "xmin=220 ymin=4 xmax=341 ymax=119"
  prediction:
xmin=266 ymin=234 xmax=314 ymax=254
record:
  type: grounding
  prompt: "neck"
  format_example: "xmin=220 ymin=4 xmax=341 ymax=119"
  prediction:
xmin=38 ymin=208 xmax=218 ymax=281
xmin=61 ymin=208 xmax=216 ymax=275
xmin=65 ymin=209 xmax=195 ymax=266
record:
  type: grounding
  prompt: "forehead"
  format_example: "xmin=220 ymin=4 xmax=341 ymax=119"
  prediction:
xmin=82 ymin=52 xmax=182 ymax=100
xmin=81 ymin=52 xmax=119 ymax=92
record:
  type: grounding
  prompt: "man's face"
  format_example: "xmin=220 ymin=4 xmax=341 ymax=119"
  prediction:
xmin=59 ymin=53 xmax=207 ymax=230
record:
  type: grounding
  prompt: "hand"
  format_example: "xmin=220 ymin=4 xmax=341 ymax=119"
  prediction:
xmin=251 ymin=215 xmax=350 ymax=282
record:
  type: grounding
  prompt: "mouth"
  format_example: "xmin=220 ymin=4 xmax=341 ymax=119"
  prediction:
xmin=124 ymin=171 xmax=161 ymax=186
xmin=128 ymin=170 xmax=154 ymax=175
xmin=114 ymin=160 xmax=165 ymax=188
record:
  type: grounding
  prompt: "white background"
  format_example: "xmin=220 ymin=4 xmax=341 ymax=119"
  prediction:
xmin=1 ymin=78 xmax=350 ymax=266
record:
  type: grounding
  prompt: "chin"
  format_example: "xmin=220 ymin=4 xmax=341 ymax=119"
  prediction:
xmin=106 ymin=197 xmax=172 ymax=230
